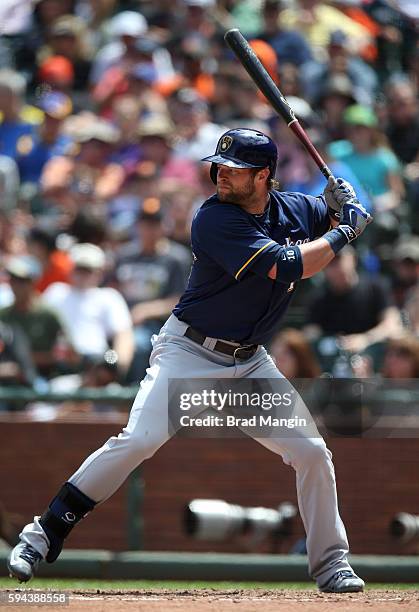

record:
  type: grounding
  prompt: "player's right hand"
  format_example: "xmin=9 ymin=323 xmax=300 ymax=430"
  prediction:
xmin=337 ymin=199 xmax=372 ymax=243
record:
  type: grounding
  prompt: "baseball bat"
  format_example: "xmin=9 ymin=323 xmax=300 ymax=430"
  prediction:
xmin=224 ymin=28 xmax=334 ymax=181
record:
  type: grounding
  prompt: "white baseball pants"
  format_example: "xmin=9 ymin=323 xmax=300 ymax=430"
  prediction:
xmin=21 ymin=314 xmax=351 ymax=585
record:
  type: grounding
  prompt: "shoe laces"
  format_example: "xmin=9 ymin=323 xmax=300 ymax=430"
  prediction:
xmin=334 ymin=570 xmax=355 ymax=581
xmin=20 ymin=545 xmax=42 ymax=565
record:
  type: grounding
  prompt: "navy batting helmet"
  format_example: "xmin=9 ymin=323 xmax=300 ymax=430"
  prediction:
xmin=202 ymin=128 xmax=278 ymax=184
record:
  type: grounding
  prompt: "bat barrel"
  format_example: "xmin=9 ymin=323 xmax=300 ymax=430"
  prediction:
xmin=224 ymin=28 xmax=334 ymax=181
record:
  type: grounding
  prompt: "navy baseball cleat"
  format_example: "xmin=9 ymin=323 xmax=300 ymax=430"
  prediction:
xmin=7 ymin=543 xmax=42 ymax=583
xmin=319 ymin=570 xmax=365 ymax=593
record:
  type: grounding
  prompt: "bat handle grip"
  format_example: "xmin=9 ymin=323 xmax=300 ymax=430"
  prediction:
xmin=320 ymin=166 xmax=334 ymax=180
xmin=288 ymin=121 xmax=335 ymax=181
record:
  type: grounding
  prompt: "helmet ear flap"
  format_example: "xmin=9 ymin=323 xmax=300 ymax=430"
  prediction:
xmin=210 ymin=163 xmax=218 ymax=184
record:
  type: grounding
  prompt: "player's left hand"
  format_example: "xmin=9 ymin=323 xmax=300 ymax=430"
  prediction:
xmin=338 ymin=198 xmax=372 ymax=243
xmin=324 ymin=177 xmax=357 ymax=221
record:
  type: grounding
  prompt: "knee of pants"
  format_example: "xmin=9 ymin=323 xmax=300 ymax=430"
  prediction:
xmin=120 ymin=428 xmax=165 ymax=463
xmin=291 ymin=439 xmax=332 ymax=471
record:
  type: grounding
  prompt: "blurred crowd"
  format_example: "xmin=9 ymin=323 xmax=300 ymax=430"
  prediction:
xmin=0 ymin=0 xmax=418 ymax=410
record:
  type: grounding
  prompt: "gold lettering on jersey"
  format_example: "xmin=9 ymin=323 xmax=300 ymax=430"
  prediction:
xmin=284 ymin=237 xmax=310 ymax=247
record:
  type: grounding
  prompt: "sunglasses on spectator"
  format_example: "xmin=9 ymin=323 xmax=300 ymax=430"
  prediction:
xmin=9 ymin=274 xmax=34 ymax=283
xmin=74 ymin=266 xmax=98 ymax=274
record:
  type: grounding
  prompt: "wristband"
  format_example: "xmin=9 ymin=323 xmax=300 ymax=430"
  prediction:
xmin=323 ymin=228 xmax=349 ymax=255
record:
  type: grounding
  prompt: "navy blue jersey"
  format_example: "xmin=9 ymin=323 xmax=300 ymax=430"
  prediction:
xmin=173 ymin=190 xmax=330 ymax=345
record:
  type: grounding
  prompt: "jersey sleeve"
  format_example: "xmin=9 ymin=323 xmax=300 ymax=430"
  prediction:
xmin=193 ymin=204 xmax=281 ymax=280
xmin=280 ymin=191 xmax=331 ymax=239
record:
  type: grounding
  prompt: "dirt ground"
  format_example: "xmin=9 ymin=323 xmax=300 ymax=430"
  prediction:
xmin=2 ymin=589 xmax=419 ymax=612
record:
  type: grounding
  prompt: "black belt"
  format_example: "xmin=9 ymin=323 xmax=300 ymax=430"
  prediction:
xmin=184 ymin=326 xmax=258 ymax=360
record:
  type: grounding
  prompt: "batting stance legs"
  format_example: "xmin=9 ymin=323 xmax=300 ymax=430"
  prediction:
xmin=11 ymin=315 xmax=350 ymax=587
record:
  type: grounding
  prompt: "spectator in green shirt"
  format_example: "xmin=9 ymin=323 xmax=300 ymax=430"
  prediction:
xmin=0 ymin=255 xmax=76 ymax=379
xmin=329 ymin=104 xmax=404 ymax=213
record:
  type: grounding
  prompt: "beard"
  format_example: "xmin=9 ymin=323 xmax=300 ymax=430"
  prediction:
xmin=216 ymin=175 xmax=257 ymax=204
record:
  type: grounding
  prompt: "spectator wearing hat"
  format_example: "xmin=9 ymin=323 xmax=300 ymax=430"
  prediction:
xmin=36 ymin=52 xmax=88 ymax=114
xmin=0 ymin=255 xmax=75 ymax=380
xmin=43 ymin=243 xmax=134 ymax=379
xmin=113 ymin=199 xmax=190 ymax=380
xmin=138 ymin=113 xmax=200 ymax=189
xmin=0 ymin=70 xmax=36 ymax=161
xmin=35 ymin=55 xmax=75 ymax=97
xmin=89 ymin=10 xmax=149 ymax=86
xmin=40 ymin=114 xmax=124 ymax=209
xmin=329 ymin=104 xmax=404 ymax=213
xmin=390 ymin=237 xmax=419 ymax=310
xmin=316 ymin=74 xmax=359 ymax=142
xmin=301 ymin=29 xmax=378 ymax=107
xmin=256 ymin=0 xmax=313 ymax=67
xmin=16 ymin=91 xmax=74 ymax=185
xmin=37 ymin=15 xmax=94 ymax=91
xmin=12 ymin=0 xmax=77 ymax=80
xmin=168 ymin=0 xmax=218 ymax=51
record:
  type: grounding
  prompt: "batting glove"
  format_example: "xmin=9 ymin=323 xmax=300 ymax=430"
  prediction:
xmin=337 ymin=199 xmax=373 ymax=243
xmin=324 ymin=176 xmax=357 ymax=221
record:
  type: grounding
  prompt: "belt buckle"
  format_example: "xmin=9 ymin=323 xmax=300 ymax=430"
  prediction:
xmin=233 ymin=345 xmax=256 ymax=360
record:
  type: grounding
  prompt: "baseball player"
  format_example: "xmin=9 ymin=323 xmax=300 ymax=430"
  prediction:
xmin=8 ymin=128 xmax=371 ymax=592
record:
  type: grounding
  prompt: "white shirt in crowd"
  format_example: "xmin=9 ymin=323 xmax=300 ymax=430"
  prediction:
xmin=43 ymin=282 xmax=132 ymax=357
